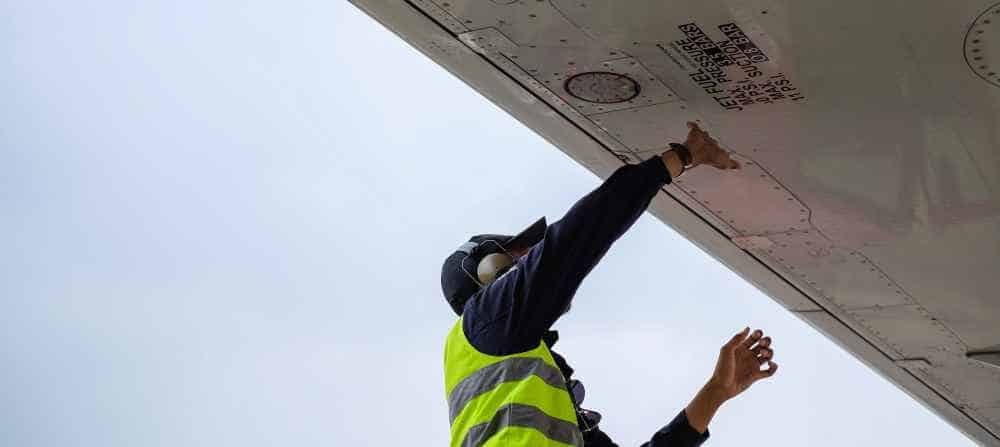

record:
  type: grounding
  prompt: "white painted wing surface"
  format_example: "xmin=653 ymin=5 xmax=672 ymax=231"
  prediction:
xmin=350 ymin=1 xmax=1000 ymax=444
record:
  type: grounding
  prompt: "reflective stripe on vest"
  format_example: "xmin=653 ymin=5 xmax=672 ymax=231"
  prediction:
xmin=461 ymin=403 xmax=584 ymax=447
xmin=447 ymin=357 xmax=565 ymax=423
xmin=444 ymin=318 xmax=581 ymax=447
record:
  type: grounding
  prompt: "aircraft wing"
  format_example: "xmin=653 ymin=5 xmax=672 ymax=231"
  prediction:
xmin=349 ymin=1 xmax=1000 ymax=444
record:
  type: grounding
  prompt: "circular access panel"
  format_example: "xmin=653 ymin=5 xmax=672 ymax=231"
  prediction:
xmin=564 ymin=72 xmax=640 ymax=104
xmin=965 ymin=3 xmax=1000 ymax=87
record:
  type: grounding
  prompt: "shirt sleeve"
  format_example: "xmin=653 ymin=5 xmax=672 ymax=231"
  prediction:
xmin=464 ymin=156 xmax=672 ymax=355
xmin=579 ymin=410 xmax=709 ymax=447
xmin=639 ymin=410 xmax=711 ymax=447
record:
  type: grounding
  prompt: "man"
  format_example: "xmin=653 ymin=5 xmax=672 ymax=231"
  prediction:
xmin=440 ymin=122 xmax=778 ymax=446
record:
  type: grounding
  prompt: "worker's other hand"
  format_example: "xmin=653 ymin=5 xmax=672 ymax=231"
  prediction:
xmin=707 ymin=327 xmax=777 ymax=402
xmin=685 ymin=121 xmax=741 ymax=170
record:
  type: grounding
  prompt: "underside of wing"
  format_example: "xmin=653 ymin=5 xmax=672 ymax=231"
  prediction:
xmin=351 ymin=1 xmax=1000 ymax=444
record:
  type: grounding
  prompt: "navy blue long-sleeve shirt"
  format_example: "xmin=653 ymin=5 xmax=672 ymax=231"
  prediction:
xmin=461 ymin=156 xmax=710 ymax=447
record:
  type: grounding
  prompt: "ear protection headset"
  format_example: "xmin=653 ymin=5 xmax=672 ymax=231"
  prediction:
xmin=456 ymin=239 xmax=517 ymax=288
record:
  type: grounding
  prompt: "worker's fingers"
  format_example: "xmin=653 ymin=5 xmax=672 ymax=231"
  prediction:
xmin=686 ymin=122 xmax=702 ymax=138
xmin=754 ymin=361 xmax=778 ymax=380
xmin=716 ymin=153 xmax=738 ymax=170
xmin=751 ymin=337 xmax=771 ymax=357
xmin=739 ymin=329 xmax=763 ymax=349
xmin=724 ymin=327 xmax=750 ymax=351
xmin=755 ymin=348 xmax=774 ymax=362
xmin=751 ymin=336 xmax=772 ymax=351
xmin=704 ymin=146 xmax=739 ymax=170
xmin=686 ymin=122 xmax=712 ymax=147
xmin=727 ymin=327 xmax=750 ymax=347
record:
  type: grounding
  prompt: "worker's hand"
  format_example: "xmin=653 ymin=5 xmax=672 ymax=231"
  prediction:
xmin=685 ymin=121 xmax=741 ymax=170
xmin=707 ymin=327 xmax=777 ymax=402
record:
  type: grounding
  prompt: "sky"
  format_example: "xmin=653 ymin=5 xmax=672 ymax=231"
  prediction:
xmin=0 ymin=1 xmax=978 ymax=446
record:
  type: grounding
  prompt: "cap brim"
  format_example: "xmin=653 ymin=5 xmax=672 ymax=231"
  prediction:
xmin=504 ymin=217 xmax=547 ymax=250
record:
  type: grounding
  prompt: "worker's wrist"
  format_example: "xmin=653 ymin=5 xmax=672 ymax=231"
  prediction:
xmin=700 ymin=379 xmax=731 ymax=407
xmin=685 ymin=380 xmax=728 ymax=434
xmin=669 ymin=142 xmax=693 ymax=167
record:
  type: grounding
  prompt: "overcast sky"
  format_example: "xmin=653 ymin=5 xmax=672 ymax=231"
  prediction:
xmin=1 ymin=1 xmax=977 ymax=446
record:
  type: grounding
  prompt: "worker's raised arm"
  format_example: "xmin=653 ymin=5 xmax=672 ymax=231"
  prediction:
xmin=463 ymin=122 xmax=739 ymax=354
xmin=571 ymin=328 xmax=778 ymax=447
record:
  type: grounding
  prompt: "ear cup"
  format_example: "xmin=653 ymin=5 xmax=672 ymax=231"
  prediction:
xmin=477 ymin=252 xmax=515 ymax=285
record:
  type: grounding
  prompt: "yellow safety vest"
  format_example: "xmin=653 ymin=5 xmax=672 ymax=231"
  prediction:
xmin=443 ymin=318 xmax=582 ymax=447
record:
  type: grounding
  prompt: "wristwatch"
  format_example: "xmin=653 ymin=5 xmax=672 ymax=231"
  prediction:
xmin=669 ymin=142 xmax=693 ymax=169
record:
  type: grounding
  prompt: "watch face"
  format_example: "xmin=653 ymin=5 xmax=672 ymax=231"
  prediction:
xmin=564 ymin=72 xmax=640 ymax=104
